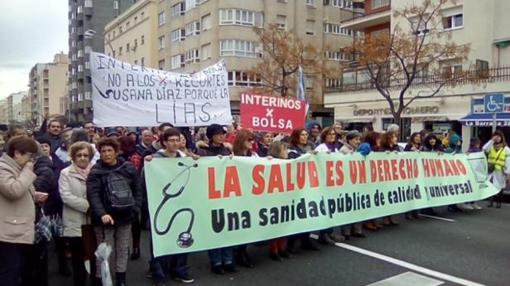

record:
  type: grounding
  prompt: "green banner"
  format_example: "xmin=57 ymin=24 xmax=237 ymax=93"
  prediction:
xmin=145 ymin=152 xmax=497 ymax=256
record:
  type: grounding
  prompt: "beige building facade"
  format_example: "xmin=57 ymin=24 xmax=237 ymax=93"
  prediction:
xmin=158 ymin=0 xmax=355 ymax=113
xmin=21 ymin=94 xmax=32 ymax=124
xmin=29 ymin=53 xmax=69 ymax=126
xmin=324 ymin=0 xmax=510 ymax=147
xmin=106 ymin=0 xmax=355 ymax=119
xmin=104 ymin=0 xmax=160 ymax=68
xmin=0 ymin=100 xmax=7 ymax=125
xmin=6 ymin=91 xmax=26 ymax=124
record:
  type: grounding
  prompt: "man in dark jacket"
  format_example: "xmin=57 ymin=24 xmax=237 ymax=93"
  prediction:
xmin=86 ymin=138 xmax=142 ymax=286
xmin=46 ymin=119 xmax=64 ymax=154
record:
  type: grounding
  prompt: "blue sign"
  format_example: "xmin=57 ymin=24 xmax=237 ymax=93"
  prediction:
xmin=484 ymin=93 xmax=504 ymax=113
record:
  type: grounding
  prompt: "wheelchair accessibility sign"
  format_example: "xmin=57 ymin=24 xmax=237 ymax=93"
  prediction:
xmin=484 ymin=93 xmax=504 ymax=113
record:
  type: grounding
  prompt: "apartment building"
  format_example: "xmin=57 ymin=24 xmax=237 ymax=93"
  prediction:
xmin=105 ymin=0 xmax=159 ymax=68
xmin=28 ymin=53 xmax=69 ymax=126
xmin=68 ymin=0 xmax=136 ymax=123
xmin=143 ymin=0 xmax=352 ymax=117
xmin=324 ymin=0 xmax=510 ymax=146
xmin=6 ymin=91 xmax=26 ymax=124
xmin=0 ymin=100 xmax=7 ymax=125
xmin=21 ymin=94 xmax=31 ymax=124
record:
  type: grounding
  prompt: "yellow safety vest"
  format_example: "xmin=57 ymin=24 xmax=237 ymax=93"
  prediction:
xmin=488 ymin=147 xmax=506 ymax=171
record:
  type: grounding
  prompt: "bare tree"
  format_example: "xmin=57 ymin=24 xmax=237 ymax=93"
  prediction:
xmin=249 ymin=24 xmax=338 ymax=103
xmin=347 ymin=0 xmax=470 ymax=122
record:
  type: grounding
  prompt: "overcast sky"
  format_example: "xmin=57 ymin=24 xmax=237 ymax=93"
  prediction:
xmin=0 ymin=0 xmax=67 ymax=99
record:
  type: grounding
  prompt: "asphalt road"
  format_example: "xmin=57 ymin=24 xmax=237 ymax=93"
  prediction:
xmin=49 ymin=203 xmax=510 ymax=286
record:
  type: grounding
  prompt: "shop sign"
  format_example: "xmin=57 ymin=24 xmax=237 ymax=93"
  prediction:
xmin=353 ymin=106 xmax=439 ymax=116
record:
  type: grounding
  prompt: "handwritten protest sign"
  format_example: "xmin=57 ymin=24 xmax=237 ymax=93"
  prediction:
xmin=90 ymin=52 xmax=232 ymax=127
xmin=240 ymin=93 xmax=306 ymax=134
xmin=145 ymin=152 xmax=497 ymax=257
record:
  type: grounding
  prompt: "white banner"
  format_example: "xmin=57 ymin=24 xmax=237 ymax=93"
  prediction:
xmin=90 ymin=52 xmax=232 ymax=127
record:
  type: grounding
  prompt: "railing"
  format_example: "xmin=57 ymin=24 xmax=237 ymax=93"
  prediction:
xmin=326 ymin=66 xmax=510 ymax=93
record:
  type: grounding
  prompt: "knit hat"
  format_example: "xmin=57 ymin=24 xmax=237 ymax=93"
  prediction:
xmin=35 ymin=134 xmax=51 ymax=146
xmin=206 ymin=124 xmax=227 ymax=139
xmin=346 ymin=130 xmax=361 ymax=141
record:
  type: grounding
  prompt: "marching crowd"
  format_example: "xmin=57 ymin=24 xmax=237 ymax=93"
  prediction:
xmin=0 ymin=117 xmax=508 ymax=286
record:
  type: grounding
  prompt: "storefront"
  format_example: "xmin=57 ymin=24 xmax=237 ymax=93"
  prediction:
xmin=332 ymin=98 xmax=468 ymax=142
xmin=459 ymin=97 xmax=510 ymax=144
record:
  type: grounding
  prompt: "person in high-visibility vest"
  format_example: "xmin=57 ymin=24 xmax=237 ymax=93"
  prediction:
xmin=483 ymin=130 xmax=510 ymax=208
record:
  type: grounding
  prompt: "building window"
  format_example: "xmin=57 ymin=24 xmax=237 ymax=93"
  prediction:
xmin=126 ymin=43 xmax=130 ymax=52
xmin=185 ymin=0 xmax=199 ymax=11
xmin=171 ymin=29 xmax=185 ymax=42
xmin=84 ymin=46 xmax=92 ymax=53
xmin=84 ymin=0 xmax=93 ymax=8
xmin=158 ymin=11 xmax=166 ymax=26
xmin=171 ymin=54 xmax=184 ymax=69
xmin=113 ymin=0 xmax=119 ymax=9
xmin=77 ymin=6 xmax=83 ymax=13
xmin=185 ymin=21 xmax=200 ymax=36
xmin=323 ymin=23 xmax=353 ymax=36
xmin=306 ymin=20 xmax=315 ymax=35
xmin=126 ymin=21 xmax=130 ymax=29
xmin=134 ymin=60 xmax=138 ymax=65
xmin=332 ymin=0 xmax=352 ymax=9
xmin=85 ymin=92 xmax=91 ymax=100
xmin=306 ymin=0 xmax=315 ymax=6
xmin=220 ymin=40 xmax=261 ymax=58
xmin=78 ymin=65 xmax=84 ymax=72
xmin=325 ymin=50 xmax=349 ymax=61
xmin=442 ymin=64 xmax=462 ymax=78
xmin=201 ymin=43 xmax=212 ymax=60
xmin=119 ymin=46 xmax=123 ymax=55
xmin=185 ymin=49 xmax=200 ymax=63
xmin=201 ymin=14 xmax=211 ymax=30
xmin=158 ymin=59 xmax=165 ymax=70
xmin=158 ymin=35 xmax=165 ymax=49
xmin=141 ymin=35 xmax=145 ymax=45
xmin=219 ymin=9 xmax=262 ymax=27
xmin=134 ymin=39 xmax=138 ymax=48
xmin=85 ymin=61 xmax=90 ymax=69
xmin=141 ymin=57 xmax=145 ymax=66
xmin=276 ymin=15 xmax=287 ymax=30
xmin=71 ymin=41 xmax=76 ymax=47
xmin=171 ymin=2 xmax=185 ymax=16
xmin=78 ymin=93 xmax=83 ymax=101
xmin=227 ymin=71 xmax=260 ymax=87
xmin=443 ymin=13 xmax=463 ymax=30
xmin=372 ymin=0 xmax=389 ymax=9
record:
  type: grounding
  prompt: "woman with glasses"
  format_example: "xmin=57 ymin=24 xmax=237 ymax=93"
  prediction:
xmin=59 ymin=142 xmax=94 ymax=286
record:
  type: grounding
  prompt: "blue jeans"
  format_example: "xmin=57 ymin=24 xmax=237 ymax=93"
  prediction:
xmin=208 ymin=247 xmax=233 ymax=266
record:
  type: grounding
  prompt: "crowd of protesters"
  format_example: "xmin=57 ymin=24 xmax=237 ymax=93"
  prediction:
xmin=0 ymin=116 xmax=508 ymax=286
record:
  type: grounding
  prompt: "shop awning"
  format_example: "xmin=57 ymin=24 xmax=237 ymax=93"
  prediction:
xmin=459 ymin=112 xmax=510 ymax=126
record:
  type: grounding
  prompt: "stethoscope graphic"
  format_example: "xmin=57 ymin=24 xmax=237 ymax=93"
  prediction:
xmin=153 ymin=161 xmax=198 ymax=248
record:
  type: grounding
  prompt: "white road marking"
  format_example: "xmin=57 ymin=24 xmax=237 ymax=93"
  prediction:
xmin=418 ymin=214 xmax=456 ymax=222
xmin=335 ymin=243 xmax=485 ymax=286
xmin=366 ymin=271 xmax=444 ymax=286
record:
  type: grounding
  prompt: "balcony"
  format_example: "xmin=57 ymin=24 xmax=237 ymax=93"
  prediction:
xmin=341 ymin=9 xmax=391 ymax=30
xmin=327 ymin=66 xmax=510 ymax=93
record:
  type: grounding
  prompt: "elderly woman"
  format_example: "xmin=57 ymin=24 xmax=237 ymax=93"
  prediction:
xmin=60 ymin=142 xmax=94 ymax=286
xmin=0 ymin=136 xmax=39 ymax=286
xmin=87 ymin=138 xmax=142 ymax=286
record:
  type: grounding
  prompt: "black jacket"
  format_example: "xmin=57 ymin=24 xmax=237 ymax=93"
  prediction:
xmin=196 ymin=144 xmax=231 ymax=157
xmin=86 ymin=157 xmax=143 ymax=226
xmin=34 ymin=155 xmax=62 ymax=216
